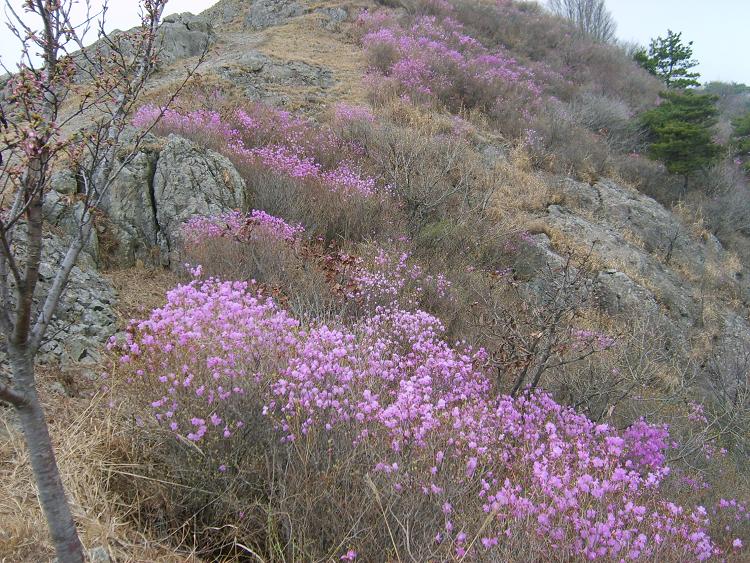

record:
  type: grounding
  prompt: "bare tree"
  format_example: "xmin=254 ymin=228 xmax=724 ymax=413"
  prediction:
xmin=0 ymin=1 xmax=202 ymax=560
xmin=548 ymin=0 xmax=617 ymax=43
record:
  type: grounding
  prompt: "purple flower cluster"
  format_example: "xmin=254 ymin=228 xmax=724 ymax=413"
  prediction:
xmin=132 ymin=105 xmax=239 ymax=140
xmin=359 ymin=10 xmax=545 ymax=112
xmin=573 ymin=329 xmax=616 ymax=352
xmin=332 ymin=102 xmax=376 ymax=125
xmin=181 ymin=210 xmax=304 ymax=246
xmin=133 ymin=104 xmax=384 ymax=198
xmin=346 ymin=245 xmax=451 ymax=309
xmin=116 ymin=279 xmax=738 ymax=561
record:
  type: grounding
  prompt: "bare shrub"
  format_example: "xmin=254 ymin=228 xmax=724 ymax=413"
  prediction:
xmin=569 ymin=91 xmax=645 ymax=152
xmin=612 ymin=153 xmax=683 ymax=204
xmin=180 ymin=236 xmax=337 ymax=320
xmin=366 ymin=123 xmax=495 ymax=226
xmin=697 ymin=161 xmax=750 ymax=240
xmin=704 ymin=333 xmax=750 ymax=459
xmin=561 ymin=39 xmax=662 ymax=111
xmin=453 ymin=0 xmax=573 ymax=63
xmin=547 ymin=0 xmax=617 ymax=43
xmin=528 ymin=104 xmax=613 ymax=180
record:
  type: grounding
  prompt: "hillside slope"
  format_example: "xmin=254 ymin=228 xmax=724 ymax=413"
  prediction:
xmin=2 ymin=0 xmax=749 ymax=560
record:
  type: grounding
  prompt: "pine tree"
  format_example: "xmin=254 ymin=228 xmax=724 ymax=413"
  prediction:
xmin=732 ymin=111 xmax=750 ymax=173
xmin=635 ymin=30 xmax=701 ymax=89
xmin=641 ymin=91 xmax=722 ymax=189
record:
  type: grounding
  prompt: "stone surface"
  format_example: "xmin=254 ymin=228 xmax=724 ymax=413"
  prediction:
xmin=153 ymin=134 xmax=247 ymax=258
xmin=545 ymin=202 xmax=699 ymax=324
xmin=98 ymin=133 xmax=162 ymax=266
xmin=1 ymin=228 xmax=118 ymax=366
xmin=594 ymin=269 xmax=659 ymax=317
xmin=50 ymin=169 xmax=77 ymax=195
xmin=244 ymin=0 xmax=305 ymax=30
xmin=316 ymin=7 xmax=348 ymax=30
xmin=42 ymin=190 xmax=100 ymax=264
xmin=37 ymin=232 xmax=118 ymax=366
xmin=98 ymin=132 xmax=245 ymax=266
xmin=220 ymin=50 xmax=334 ymax=101
xmin=158 ymin=12 xmax=216 ymax=64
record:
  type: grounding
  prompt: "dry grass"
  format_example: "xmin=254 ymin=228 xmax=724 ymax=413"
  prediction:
xmin=256 ymin=7 xmax=370 ymax=110
xmin=105 ymin=266 xmax=180 ymax=324
xmin=0 ymin=371 xmax=196 ymax=562
xmin=1 ymin=265 xmax=187 ymax=562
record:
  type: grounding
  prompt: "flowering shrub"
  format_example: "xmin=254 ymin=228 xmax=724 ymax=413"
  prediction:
xmin=358 ymin=9 xmax=547 ymax=119
xmin=132 ymin=101 xmax=404 ymax=241
xmin=342 ymin=243 xmax=452 ymax=311
xmin=114 ymin=278 xmax=744 ymax=561
xmin=181 ymin=210 xmax=304 ymax=245
xmin=332 ymin=102 xmax=376 ymax=125
xmin=134 ymin=104 xmax=381 ymax=199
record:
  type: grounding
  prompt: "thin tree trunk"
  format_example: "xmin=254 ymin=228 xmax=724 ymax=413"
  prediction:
xmin=10 ymin=353 xmax=85 ymax=563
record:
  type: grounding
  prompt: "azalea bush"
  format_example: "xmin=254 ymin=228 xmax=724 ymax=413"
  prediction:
xmin=112 ymin=277 xmax=746 ymax=561
xmin=178 ymin=210 xmax=338 ymax=318
xmin=132 ymin=103 xmax=400 ymax=241
xmin=357 ymin=8 xmax=548 ymax=133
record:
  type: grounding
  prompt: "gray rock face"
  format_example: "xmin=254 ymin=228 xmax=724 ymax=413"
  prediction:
xmin=43 ymin=191 xmax=100 ymax=263
xmin=545 ymin=203 xmax=699 ymax=324
xmin=220 ymin=50 xmax=334 ymax=102
xmin=99 ymin=136 xmax=161 ymax=266
xmin=244 ymin=0 xmax=305 ymax=30
xmin=595 ymin=270 xmax=659 ymax=317
xmin=158 ymin=12 xmax=215 ymax=64
xmin=0 ymin=228 xmax=117 ymax=367
xmin=99 ymin=133 xmax=245 ymax=266
xmin=50 ymin=169 xmax=77 ymax=195
xmin=38 ymin=232 xmax=117 ymax=365
xmin=153 ymin=134 xmax=246 ymax=257
xmin=316 ymin=7 xmax=348 ymax=30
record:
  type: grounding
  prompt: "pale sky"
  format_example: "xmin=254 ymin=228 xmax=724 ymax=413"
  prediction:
xmin=607 ymin=0 xmax=750 ymax=85
xmin=1 ymin=0 xmax=749 ymax=85
xmin=0 ymin=0 xmax=220 ymax=72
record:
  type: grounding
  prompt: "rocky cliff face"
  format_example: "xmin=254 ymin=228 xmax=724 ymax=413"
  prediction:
xmin=98 ymin=133 xmax=245 ymax=267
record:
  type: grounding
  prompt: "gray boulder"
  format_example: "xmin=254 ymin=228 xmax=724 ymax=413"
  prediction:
xmin=98 ymin=135 xmax=162 ymax=266
xmin=558 ymin=178 xmax=726 ymax=281
xmin=595 ymin=269 xmax=660 ymax=317
xmin=158 ymin=12 xmax=215 ymax=64
xmin=316 ymin=7 xmax=348 ymax=30
xmin=153 ymin=134 xmax=246 ymax=258
xmin=99 ymin=133 xmax=245 ymax=267
xmin=50 ymin=169 xmax=78 ymax=195
xmin=244 ymin=0 xmax=305 ymax=30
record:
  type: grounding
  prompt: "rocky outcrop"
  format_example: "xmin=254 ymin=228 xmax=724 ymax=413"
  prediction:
xmin=244 ymin=0 xmax=305 ymax=30
xmin=520 ymin=178 xmax=750 ymax=349
xmin=98 ymin=136 xmax=161 ymax=266
xmin=316 ymin=7 xmax=348 ymax=30
xmin=37 ymin=233 xmax=117 ymax=365
xmin=219 ymin=50 xmax=334 ymax=102
xmin=158 ymin=12 xmax=216 ymax=64
xmin=152 ymin=134 xmax=246 ymax=256
xmin=0 ymin=229 xmax=117 ymax=368
xmin=99 ymin=133 xmax=246 ymax=266
xmin=545 ymin=203 xmax=699 ymax=324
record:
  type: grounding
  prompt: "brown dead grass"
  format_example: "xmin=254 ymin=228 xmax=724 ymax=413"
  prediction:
xmin=256 ymin=3 xmax=370 ymax=109
xmin=1 ymin=266 xmax=187 ymax=562
xmin=0 ymin=379 xmax=197 ymax=562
